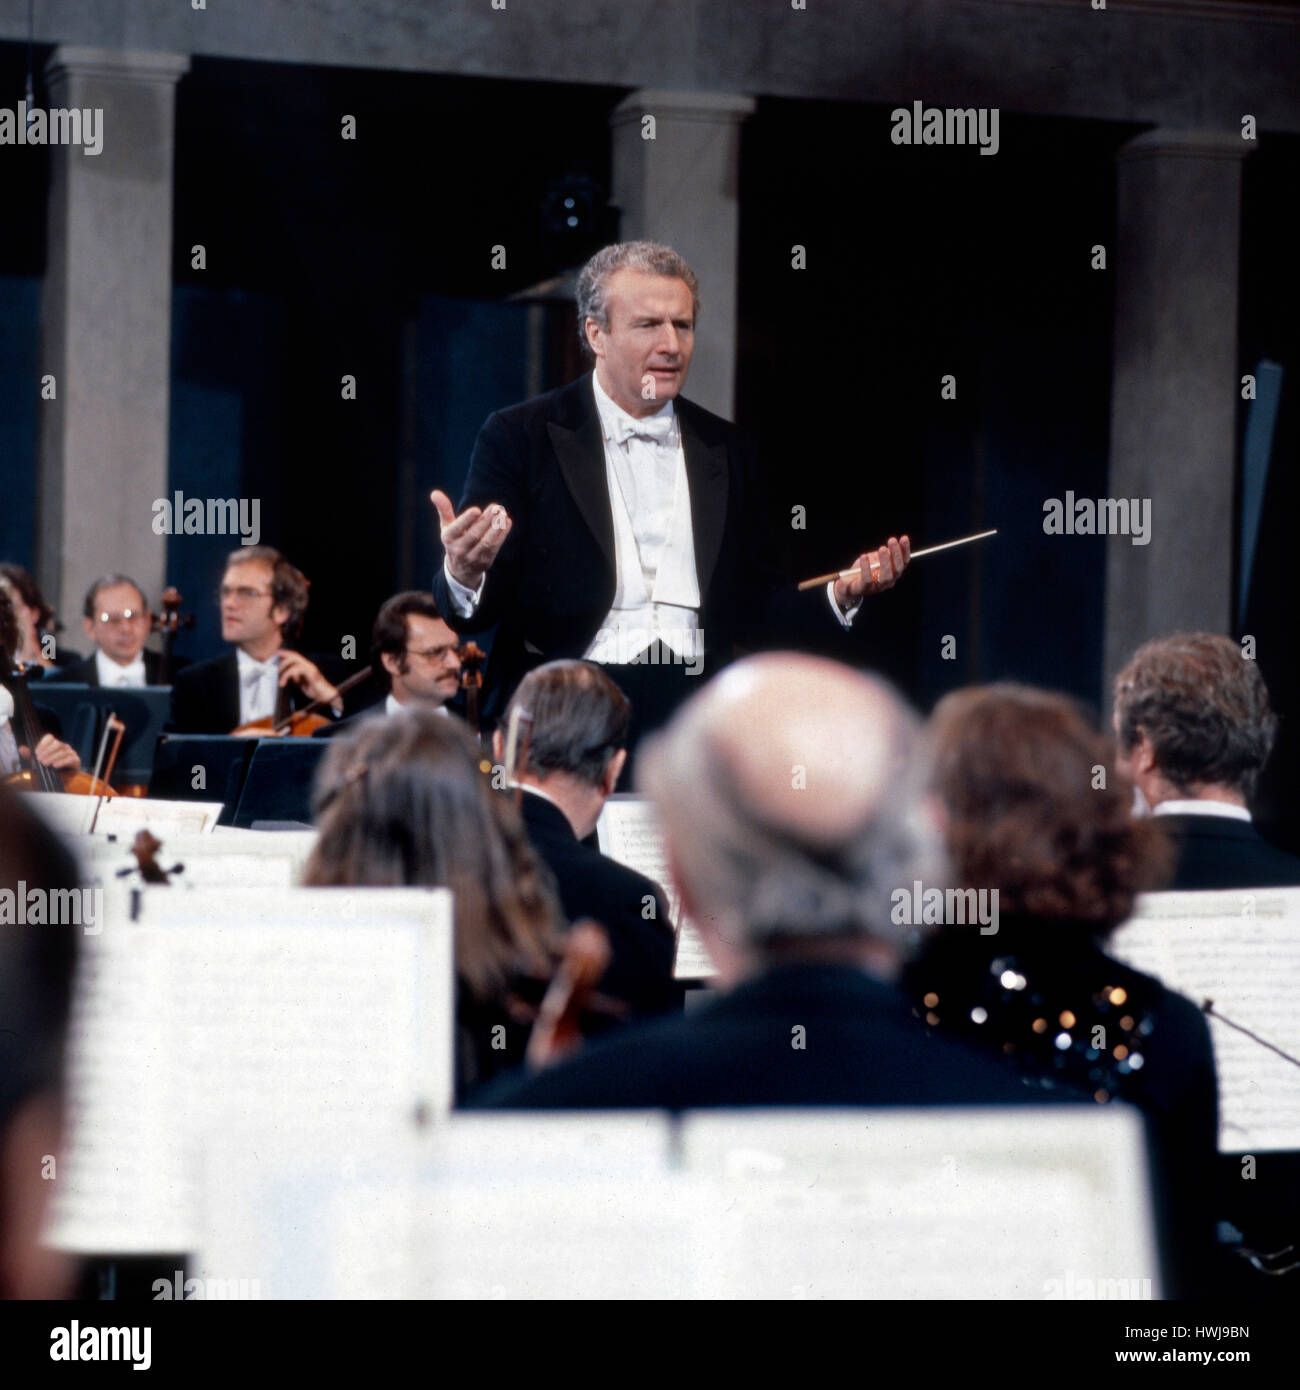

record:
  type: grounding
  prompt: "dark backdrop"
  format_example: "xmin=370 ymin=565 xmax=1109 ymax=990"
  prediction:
xmin=2 ymin=44 xmax=1298 ymax=846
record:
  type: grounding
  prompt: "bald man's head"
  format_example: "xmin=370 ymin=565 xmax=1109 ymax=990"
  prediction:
xmin=639 ymin=654 xmax=943 ymax=966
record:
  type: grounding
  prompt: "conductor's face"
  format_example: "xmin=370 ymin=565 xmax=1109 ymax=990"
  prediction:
xmin=586 ymin=269 xmax=695 ymax=418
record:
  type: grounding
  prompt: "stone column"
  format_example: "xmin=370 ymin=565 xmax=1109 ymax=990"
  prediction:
xmin=1103 ymin=128 xmax=1250 ymax=694
xmin=609 ymin=90 xmax=756 ymax=420
xmin=37 ymin=47 xmax=189 ymax=638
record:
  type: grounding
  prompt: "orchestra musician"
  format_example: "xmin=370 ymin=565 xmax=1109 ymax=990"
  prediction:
xmin=167 ymin=546 xmax=345 ymax=734
xmin=50 ymin=574 xmax=186 ymax=688
xmin=302 ymin=707 xmax=564 ymax=1100
xmin=0 ymin=575 xmax=82 ymax=778
xmin=0 ymin=563 xmax=79 ymax=674
xmin=493 ymin=660 xmax=680 ymax=1022
xmin=0 ymin=784 xmax=81 ymax=1298
xmin=314 ymin=591 xmax=462 ymax=740
xmin=430 ymin=240 xmax=912 ymax=744
xmin=474 ymin=653 xmax=1074 ymax=1115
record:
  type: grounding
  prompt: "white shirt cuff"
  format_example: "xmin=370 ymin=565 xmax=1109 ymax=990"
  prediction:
xmin=443 ymin=560 xmax=486 ymax=618
xmin=827 ymin=580 xmax=862 ymax=629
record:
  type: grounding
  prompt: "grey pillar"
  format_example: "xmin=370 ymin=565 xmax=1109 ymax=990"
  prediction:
xmin=37 ymin=47 xmax=189 ymax=640
xmin=1103 ymin=129 xmax=1250 ymax=694
xmin=610 ymin=90 xmax=756 ymax=420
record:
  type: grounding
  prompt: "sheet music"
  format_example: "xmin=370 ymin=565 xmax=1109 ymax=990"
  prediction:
xmin=193 ymin=1108 xmax=1155 ymax=1298
xmin=676 ymin=1107 xmax=1156 ymax=1299
xmin=596 ymin=795 xmax=715 ymax=979
xmin=45 ymin=929 xmax=190 ymax=1252
xmin=45 ymin=887 xmax=454 ymax=1255
xmin=1111 ymin=889 xmax=1300 ymax=1152
xmin=76 ymin=828 xmax=319 ymax=891
xmin=90 ymin=796 xmax=225 ymax=836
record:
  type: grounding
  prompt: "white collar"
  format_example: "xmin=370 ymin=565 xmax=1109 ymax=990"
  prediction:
xmin=1153 ymin=799 xmax=1252 ymax=823
xmin=591 ymin=369 xmax=676 ymax=443
xmin=95 ymin=648 xmax=147 ymax=685
xmin=236 ymin=648 xmax=280 ymax=676
xmin=384 ymin=692 xmax=449 ymax=717
xmin=515 ymin=780 xmax=561 ymax=808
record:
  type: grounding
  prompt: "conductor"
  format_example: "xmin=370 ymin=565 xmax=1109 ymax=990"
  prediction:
xmin=431 ymin=240 xmax=910 ymax=738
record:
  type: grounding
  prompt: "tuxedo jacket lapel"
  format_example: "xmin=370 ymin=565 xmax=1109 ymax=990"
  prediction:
xmin=548 ymin=402 xmax=615 ymax=576
xmin=678 ymin=404 xmax=729 ymax=603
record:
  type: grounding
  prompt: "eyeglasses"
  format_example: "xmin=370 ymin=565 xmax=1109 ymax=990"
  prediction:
xmin=405 ymin=643 xmax=461 ymax=662
xmin=218 ymin=585 xmax=272 ymax=604
xmin=96 ymin=609 xmax=148 ymax=625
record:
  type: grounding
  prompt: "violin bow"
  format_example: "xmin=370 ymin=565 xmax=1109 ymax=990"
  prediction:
xmin=270 ymin=664 xmax=374 ymax=734
xmin=87 ymin=713 xmax=125 ymax=833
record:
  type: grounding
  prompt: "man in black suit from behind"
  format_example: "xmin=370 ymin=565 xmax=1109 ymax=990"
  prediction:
xmin=477 ymin=653 xmax=1065 ymax=1111
xmin=491 ymin=659 xmax=678 ymax=1021
xmin=1113 ymin=632 xmax=1300 ymax=889
xmin=430 ymin=241 xmax=912 ymax=742
xmin=168 ymin=546 xmax=345 ymax=734
xmin=50 ymin=574 xmax=186 ymax=687
xmin=1115 ymin=631 xmax=1300 ymax=1292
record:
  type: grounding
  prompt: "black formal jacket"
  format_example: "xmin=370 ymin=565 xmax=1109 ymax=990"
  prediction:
xmin=517 ymin=790 xmax=680 ymax=1020
xmin=431 ymin=374 xmax=855 ymax=717
xmin=166 ymin=650 xmax=346 ymax=734
xmin=904 ymin=920 xmax=1219 ymax=1296
xmin=1157 ymin=811 xmax=1300 ymax=890
xmin=49 ymin=649 xmax=185 ymax=687
xmin=473 ymin=961 xmax=1073 ymax=1112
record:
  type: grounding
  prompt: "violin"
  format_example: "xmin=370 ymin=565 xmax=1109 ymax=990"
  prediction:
xmin=123 ymin=829 xmax=179 ymax=885
xmin=525 ymin=920 xmax=618 ymax=1069
xmin=3 ymin=664 xmax=119 ymax=797
xmin=231 ymin=664 xmax=373 ymax=738
xmin=151 ymin=586 xmax=194 ymax=685
xmin=459 ymin=641 xmax=486 ymax=735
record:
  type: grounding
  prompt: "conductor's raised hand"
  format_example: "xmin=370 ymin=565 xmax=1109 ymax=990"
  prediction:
xmin=833 ymin=535 xmax=911 ymax=609
xmin=431 ymin=489 xmax=513 ymax=591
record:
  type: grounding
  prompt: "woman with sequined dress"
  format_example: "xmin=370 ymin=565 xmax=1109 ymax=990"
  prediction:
xmin=904 ymin=683 xmax=1219 ymax=1296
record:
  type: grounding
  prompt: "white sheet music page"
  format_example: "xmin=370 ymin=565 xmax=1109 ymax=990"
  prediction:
xmin=45 ymin=925 xmax=191 ymax=1253
xmin=677 ymin=1107 xmax=1158 ymax=1299
xmin=1111 ymin=888 xmax=1300 ymax=1152
xmin=596 ymin=794 xmax=715 ymax=980
xmin=45 ymin=887 xmax=454 ymax=1257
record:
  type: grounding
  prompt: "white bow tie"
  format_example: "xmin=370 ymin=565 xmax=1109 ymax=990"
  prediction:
xmin=608 ymin=411 xmax=676 ymax=447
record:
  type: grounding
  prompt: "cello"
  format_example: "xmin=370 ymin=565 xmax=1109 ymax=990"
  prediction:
xmin=2 ymin=664 xmax=120 ymax=797
xmin=151 ymin=586 xmax=195 ymax=685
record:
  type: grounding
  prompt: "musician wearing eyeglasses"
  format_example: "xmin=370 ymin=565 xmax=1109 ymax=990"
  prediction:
xmin=167 ymin=546 xmax=345 ymax=734
xmin=48 ymin=575 xmax=184 ymax=688
xmin=315 ymin=591 xmax=462 ymax=740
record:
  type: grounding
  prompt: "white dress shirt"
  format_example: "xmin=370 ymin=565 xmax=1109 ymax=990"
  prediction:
xmin=95 ymin=649 xmax=147 ymax=689
xmin=236 ymin=649 xmax=280 ymax=724
xmin=384 ymin=692 xmax=450 ymax=718
xmin=444 ymin=374 xmax=860 ymax=658
xmin=1153 ymin=798 xmax=1252 ymax=823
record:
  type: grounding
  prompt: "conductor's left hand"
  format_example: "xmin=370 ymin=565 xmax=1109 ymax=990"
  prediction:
xmin=833 ymin=536 xmax=911 ymax=609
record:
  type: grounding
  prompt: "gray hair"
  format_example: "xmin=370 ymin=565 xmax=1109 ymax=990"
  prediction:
xmin=504 ymin=660 xmax=630 ymax=786
xmin=639 ymin=688 xmax=947 ymax=952
xmin=82 ymin=573 xmax=147 ymax=620
xmin=575 ymin=241 xmax=701 ymax=354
